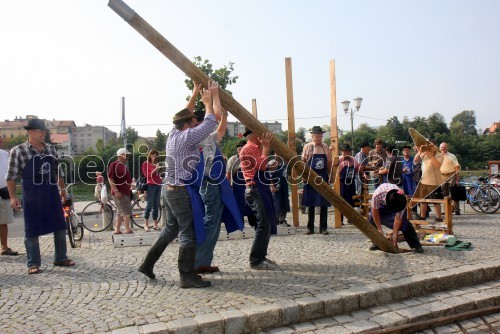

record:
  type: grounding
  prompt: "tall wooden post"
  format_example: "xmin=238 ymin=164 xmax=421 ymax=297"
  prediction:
xmin=285 ymin=57 xmax=299 ymax=227
xmin=108 ymin=0 xmax=399 ymax=253
xmin=330 ymin=60 xmax=342 ymax=228
xmin=252 ymin=99 xmax=258 ymax=119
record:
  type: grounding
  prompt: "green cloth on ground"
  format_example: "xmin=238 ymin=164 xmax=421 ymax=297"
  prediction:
xmin=444 ymin=237 xmax=472 ymax=251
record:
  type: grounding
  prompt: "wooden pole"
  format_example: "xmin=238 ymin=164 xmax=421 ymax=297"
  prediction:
xmin=329 ymin=60 xmax=343 ymax=228
xmin=285 ymin=57 xmax=299 ymax=227
xmin=108 ymin=0 xmax=398 ymax=254
xmin=251 ymin=99 xmax=258 ymax=119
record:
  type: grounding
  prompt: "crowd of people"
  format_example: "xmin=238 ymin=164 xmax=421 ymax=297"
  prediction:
xmin=1 ymin=80 xmax=462 ymax=283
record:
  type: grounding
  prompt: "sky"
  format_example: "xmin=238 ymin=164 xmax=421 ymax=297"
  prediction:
xmin=1 ymin=0 xmax=499 ymax=138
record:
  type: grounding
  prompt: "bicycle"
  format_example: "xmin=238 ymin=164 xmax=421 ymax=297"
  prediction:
xmin=62 ymin=189 xmax=84 ymax=248
xmin=460 ymin=175 xmax=500 ymax=214
xmin=80 ymin=190 xmax=160 ymax=232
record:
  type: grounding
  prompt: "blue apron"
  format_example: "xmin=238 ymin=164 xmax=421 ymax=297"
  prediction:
xmin=206 ymin=147 xmax=244 ymax=233
xmin=369 ymin=206 xmax=411 ymax=232
xmin=402 ymin=157 xmax=416 ymax=196
xmin=233 ymin=169 xmax=255 ymax=219
xmin=271 ymin=165 xmax=290 ymax=215
xmin=302 ymin=152 xmax=331 ymax=207
xmin=182 ymin=151 xmax=206 ymax=245
xmin=339 ymin=163 xmax=356 ymax=207
xmin=253 ymin=170 xmax=277 ymax=235
xmin=22 ymin=155 xmax=66 ymax=238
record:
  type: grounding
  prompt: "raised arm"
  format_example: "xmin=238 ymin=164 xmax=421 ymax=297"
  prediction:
xmin=186 ymin=83 xmax=202 ymax=112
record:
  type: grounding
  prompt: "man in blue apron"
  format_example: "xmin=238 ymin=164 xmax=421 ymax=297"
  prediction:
xmin=338 ymin=144 xmax=359 ymax=224
xmin=301 ymin=126 xmax=332 ymax=235
xmin=6 ymin=118 xmax=75 ymax=274
xmin=138 ymin=81 xmax=219 ymax=288
xmin=194 ymin=99 xmax=243 ymax=274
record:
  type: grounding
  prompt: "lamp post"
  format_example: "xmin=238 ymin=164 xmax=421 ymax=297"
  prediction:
xmin=341 ymin=97 xmax=363 ymax=149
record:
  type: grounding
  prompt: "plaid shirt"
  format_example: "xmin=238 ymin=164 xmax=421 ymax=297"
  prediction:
xmin=371 ymin=183 xmax=405 ymax=219
xmin=6 ymin=141 xmax=62 ymax=182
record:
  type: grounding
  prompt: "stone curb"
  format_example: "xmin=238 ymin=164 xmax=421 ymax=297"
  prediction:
xmin=110 ymin=259 xmax=500 ymax=334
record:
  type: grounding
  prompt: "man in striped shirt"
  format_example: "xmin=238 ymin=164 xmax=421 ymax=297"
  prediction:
xmin=369 ymin=183 xmax=424 ymax=253
xmin=139 ymin=81 xmax=220 ymax=288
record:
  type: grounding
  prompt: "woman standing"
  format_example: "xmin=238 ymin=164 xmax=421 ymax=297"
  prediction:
xmin=141 ymin=149 xmax=162 ymax=231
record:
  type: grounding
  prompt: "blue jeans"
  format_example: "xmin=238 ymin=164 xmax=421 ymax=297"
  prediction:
xmin=158 ymin=187 xmax=196 ymax=248
xmin=24 ymin=228 xmax=68 ymax=268
xmin=144 ymin=184 xmax=161 ymax=220
xmin=245 ymin=185 xmax=271 ymax=266
xmin=195 ymin=181 xmax=224 ymax=268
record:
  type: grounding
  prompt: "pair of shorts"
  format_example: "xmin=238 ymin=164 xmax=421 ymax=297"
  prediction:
xmin=112 ymin=195 xmax=132 ymax=217
xmin=0 ymin=199 xmax=14 ymax=225
xmin=415 ymin=183 xmax=444 ymax=200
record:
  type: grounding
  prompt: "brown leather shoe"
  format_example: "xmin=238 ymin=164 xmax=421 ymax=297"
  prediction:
xmin=304 ymin=230 xmax=314 ymax=235
xmin=196 ymin=265 xmax=220 ymax=273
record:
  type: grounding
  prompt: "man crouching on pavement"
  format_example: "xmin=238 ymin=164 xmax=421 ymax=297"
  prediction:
xmin=138 ymin=81 xmax=219 ymax=288
xmin=368 ymin=183 xmax=424 ymax=253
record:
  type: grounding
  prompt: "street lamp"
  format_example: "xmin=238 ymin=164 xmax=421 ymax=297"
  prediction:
xmin=341 ymin=97 xmax=363 ymax=150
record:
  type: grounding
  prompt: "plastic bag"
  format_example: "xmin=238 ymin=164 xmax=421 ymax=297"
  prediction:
xmin=100 ymin=184 xmax=108 ymax=205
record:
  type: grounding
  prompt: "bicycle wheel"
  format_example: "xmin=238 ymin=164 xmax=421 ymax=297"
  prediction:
xmin=130 ymin=199 xmax=163 ymax=229
xmin=71 ymin=214 xmax=84 ymax=241
xmin=467 ymin=187 xmax=482 ymax=212
xmin=66 ymin=220 xmax=76 ymax=248
xmin=81 ymin=201 xmax=114 ymax=232
xmin=478 ymin=187 xmax=500 ymax=214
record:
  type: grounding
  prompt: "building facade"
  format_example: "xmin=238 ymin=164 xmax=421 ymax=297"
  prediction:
xmin=71 ymin=124 xmax=117 ymax=155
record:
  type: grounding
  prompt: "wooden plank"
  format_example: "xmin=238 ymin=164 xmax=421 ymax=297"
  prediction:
xmin=251 ymin=98 xmax=258 ymax=119
xmin=285 ymin=57 xmax=299 ymax=228
xmin=108 ymin=0 xmax=399 ymax=254
xmin=329 ymin=60 xmax=342 ymax=228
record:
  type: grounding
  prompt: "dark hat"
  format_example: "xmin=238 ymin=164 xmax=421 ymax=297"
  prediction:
xmin=401 ymin=145 xmax=412 ymax=150
xmin=23 ymin=119 xmax=47 ymax=131
xmin=385 ymin=189 xmax=407 ymax=212
xmin=236 ymin=139 xmax=247 ymax=148
xmin=243 ymin=127 xmax=253 ymax=137
xmin=358 ymin=141 xmax=370 ymax=148
xmin=310 ymin=126 xmax=325 ymax=134
xmin=173 ymin=108 xmax=196 ymax=125
xmin=340 ymin=143 xmax=352 ymax=152
xmin=194 ymin=109 xmax=205 ymax=122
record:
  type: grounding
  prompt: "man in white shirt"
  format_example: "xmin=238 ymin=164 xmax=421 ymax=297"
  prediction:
xmin=440 ymin=142 xmax=461 ymax=215
xmin=0 ymin=137 xmax=18 ymax=256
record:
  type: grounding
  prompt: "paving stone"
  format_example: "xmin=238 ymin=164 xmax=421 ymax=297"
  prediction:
xmin=370 ymin=311 xmax=408 ymax=327
xmin=219 ymin=310 xmax=245 ymax=334
xmin=343 ymin=319 xmax=380 ymax=332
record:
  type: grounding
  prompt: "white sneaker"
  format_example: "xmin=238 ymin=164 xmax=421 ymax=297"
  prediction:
xmin=250 ymin=260 xmax=277 ymax=270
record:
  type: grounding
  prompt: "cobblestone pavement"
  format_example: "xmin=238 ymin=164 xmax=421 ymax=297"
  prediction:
xmin=0 ymin=210 xmax=499 ymax=333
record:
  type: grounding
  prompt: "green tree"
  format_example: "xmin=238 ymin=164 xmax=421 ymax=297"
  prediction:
xmin=451 ymin=110 xmax=477 ymax=135
xmin=184 ymin=56 xmax=238 ymax=115
xmin=125 ymin=127 xmax=139 ymax=146
xmin=427 ymin=113 xmax=449 ymax=138
xmin=4 ymin=134 xmax=27 ymax=149
xmin=154 ymin=129 xmax=167 ymax=152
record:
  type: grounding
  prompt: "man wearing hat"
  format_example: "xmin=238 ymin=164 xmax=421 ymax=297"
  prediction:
xmin=401 ymin=145 xmax=417 ymax=198
xmin=337 ymin=144 xmax=359 ymax=224
xmin=368 ymin=138 xmax=387 ymax=190
xmin=108 ymin=147 xmax=133 ymax=234
xmin=6 ymin=118 xmax=75 ymax=274
xmin=301 ymin=126 xmax=332 ymax=235
xmin=240 ymin=127 xmax=277 ymax=270
xmin=138 ymin=81 xmax=219 ymax=288
xmin=368 ymin=183 xmax=424 ymax=253
xmin=226 ymin=139 xmax=257 ymax=227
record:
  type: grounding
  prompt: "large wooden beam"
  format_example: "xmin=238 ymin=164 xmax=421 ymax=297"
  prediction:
xmin=329 ymin=60 xmax=343 ymax=229
xmin=285 ymin=57 xmax=299 ymax=227
xmin=108 ymin=0 xmax=398 ymax=254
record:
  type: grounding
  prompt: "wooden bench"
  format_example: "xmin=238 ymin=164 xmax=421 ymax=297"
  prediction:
xmin=352 ymin=183 xmax=371 ymax=219
xmin=407 ymin=197 xmax=454 ymax=235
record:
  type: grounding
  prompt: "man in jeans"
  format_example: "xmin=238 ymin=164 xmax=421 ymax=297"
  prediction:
xmin=240 ymin=128 xmax=277 ymax=270
xmin=6 ymin=118 xmax=75 ymax=274
xmin=138 ymin=80 xmax=219 ymax=288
